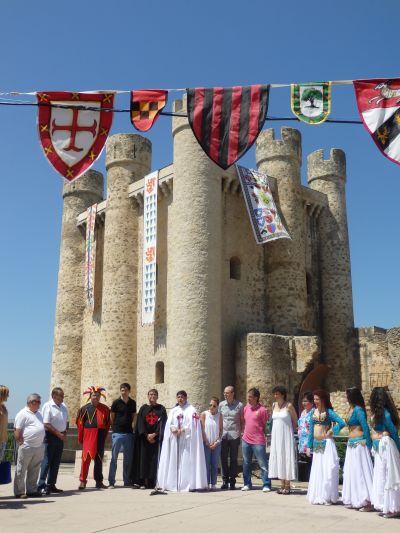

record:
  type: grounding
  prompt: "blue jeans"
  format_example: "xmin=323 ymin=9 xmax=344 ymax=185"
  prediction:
xmin=241 ymin=440 xmax=271 ymax=488
xmin=108 ymin=432 xmax=134 ymax=485
xmin=203 ymin=443 xmax=221 ymax=486
xmin=38 ymin=433 xmax=64 ymax=489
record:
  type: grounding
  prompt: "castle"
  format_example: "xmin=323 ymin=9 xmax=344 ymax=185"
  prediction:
xmin=50 ymin=97 xmax=400 ymax=419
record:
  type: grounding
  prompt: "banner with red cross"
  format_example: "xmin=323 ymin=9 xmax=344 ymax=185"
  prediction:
xmin=130 ymin=90 xmax=167 ymax=132
xmin=37 ymin=91 xmax=114 ymax=181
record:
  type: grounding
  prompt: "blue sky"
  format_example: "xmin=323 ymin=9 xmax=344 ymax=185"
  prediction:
xmin=1 ymin=1 xmax=399 ymax=417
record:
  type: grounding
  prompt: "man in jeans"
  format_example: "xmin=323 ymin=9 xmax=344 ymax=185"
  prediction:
xmin=241 ymin=387 xmax=271 ymax=493
xmin=108 ymin=383 xmax=136 ymax=488
xmin=38 ymin=387 xmax=69 ymax=495
xmin=219 ymin=385 xmax=244 ymax=490
xmin=14 ymin=393 xmax=45 ymax=498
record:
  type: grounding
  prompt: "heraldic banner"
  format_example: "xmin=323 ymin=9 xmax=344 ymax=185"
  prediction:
xmin=37 ymin=92 xmax=114 ymax=181
xmin=187 ymin=85 xmax=270 ymax=169
xmin=291 ymin=82 xmax=331 ymax=124
xmin=237 ymin=166 xmax=290 ymax=245
xmin=130 ymin=90 xmax=168 ymax=132
xmin=142 ymin=171 xmax=158 ymax=325
xmin=85 ymin=203 xmax=97 ymax=308
xmin=354 ymin=79 xmax=400 ymax=166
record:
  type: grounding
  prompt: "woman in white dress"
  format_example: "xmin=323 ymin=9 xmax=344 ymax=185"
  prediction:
xmin=268 ymin=386 xmax=298 ymax=494
xmin=342 ymin=387 xmax=374 ymax=511
xmin=306 ymin=389 xmax=345 ymax=505
xmin=369 ymin=387 xmax=400 ymax=519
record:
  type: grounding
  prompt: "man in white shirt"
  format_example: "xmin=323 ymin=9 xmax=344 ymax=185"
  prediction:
xmin=14 ymin=393 xmax=45 ymax=498
xmin=38 ymin=387 xmax=69 ymax=495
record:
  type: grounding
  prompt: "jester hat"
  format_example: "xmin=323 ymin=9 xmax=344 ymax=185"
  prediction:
xmin=83 ymin=386 xmax=106 ymax=401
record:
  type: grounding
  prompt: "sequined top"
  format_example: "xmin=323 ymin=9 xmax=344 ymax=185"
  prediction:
xmin=372 ymin=408 xmax=400 ymax=451
xmin=346 ymin=406 xmax=372 ymax=449
xmin=297 ymin=409 xmax=312 ymax=453
xmin=307 ymin=408 xmax=345 ymax=449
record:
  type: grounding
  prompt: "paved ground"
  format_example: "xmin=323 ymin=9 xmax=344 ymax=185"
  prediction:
xmin=0 ymin=465 xmax=399 ymax=533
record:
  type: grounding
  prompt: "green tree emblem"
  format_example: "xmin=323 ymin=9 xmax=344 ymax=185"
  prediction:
xmin=301 ymin=88 xmax=323 ymax=109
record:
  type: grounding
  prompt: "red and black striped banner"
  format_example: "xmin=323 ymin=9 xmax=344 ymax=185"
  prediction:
xmin=187 ymin=85 xmax=270 ymax=169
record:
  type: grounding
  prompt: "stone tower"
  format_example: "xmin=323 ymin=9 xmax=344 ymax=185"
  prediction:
xmin=167 ymin=98 xmax=222 ymax=407
xmin=100 ymin=134 xmax=151 ymax=402
xmin=256 ymin=128 xmax=308 ymax=334
xmin=51 ymin=170 xmax=104 ymax=418
xmin=307 ymin=149 xmax=356 ymax=390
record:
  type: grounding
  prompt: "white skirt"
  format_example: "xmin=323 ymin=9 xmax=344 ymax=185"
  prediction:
xmin=371 ymin=437 xmax=400 ymax=514
xmin=268 ymin=417 xmax=297 ymax=480
xmin=341 ymin=442 xmax=373 ymax=508
xmin=307 ymin=439 xmax=339 ymax=505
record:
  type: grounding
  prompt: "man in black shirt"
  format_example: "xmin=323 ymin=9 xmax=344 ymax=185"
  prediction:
xmin=108 ymin=383 xmax=136 ymax=488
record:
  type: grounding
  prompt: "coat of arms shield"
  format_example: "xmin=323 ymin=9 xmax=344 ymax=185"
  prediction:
xmin=37 ymin=91 xmax=114 ymax=181
xmin=291 ymin=82 xmax=331 ymax=124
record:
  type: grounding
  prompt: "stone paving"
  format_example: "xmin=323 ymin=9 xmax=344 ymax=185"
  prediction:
xmin=0 ymin=465 xmax=398 ymax=533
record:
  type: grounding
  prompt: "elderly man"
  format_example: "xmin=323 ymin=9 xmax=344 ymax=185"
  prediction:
xmin=218 ymin=385 xmax=244 ymax=490
xmin=76 ymin=386 xmax=110 ymax=490
xmin=14 ymin=393 xmax=45 ymax=498
xmin=38 ymin=387 xmax=69 ymax=495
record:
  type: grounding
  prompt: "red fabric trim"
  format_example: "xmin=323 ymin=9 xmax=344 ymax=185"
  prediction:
xmin=227 ymin=86 xmax=243 ymax=166
xmin=248 ymin=85 xmax=262 ymax=141
xmin=209 ymin=87 xmax=223 ymax=162
xmin=192 ymin=88 xmax=205 ymax=142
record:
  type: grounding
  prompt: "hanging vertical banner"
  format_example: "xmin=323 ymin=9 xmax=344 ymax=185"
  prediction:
xmin=142 ymin=171 xmax=158 ymax=325
xmin=37 ymin=91 xmax=114 ymax=181
xmin=187 ymin=85 xmax=270 ymax=169
xmin=354 ymin=78 xmax=400 ymax=166
xmin=237 ymin=166 xmax=290 ymax=245
xmin=130 ymin=90 xmax=168 ymax=131
xmin=291 ymin=82 xmax=331 ymax=124
xmin=85 ymin=203 xmax=97 ymax=308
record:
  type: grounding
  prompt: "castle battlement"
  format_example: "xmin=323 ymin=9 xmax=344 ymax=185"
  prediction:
xmin=307 ymin=148 xmax=346 ymax=183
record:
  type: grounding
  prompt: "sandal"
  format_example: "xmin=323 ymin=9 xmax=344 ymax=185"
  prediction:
xmin=277 ymin=488 xmax=285 ymax=494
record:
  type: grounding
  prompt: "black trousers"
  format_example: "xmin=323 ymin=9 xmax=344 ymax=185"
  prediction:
xmin=221 ymin=437 xmax=240 ymax=482
xmin=38 ymin=432 xmax=64 ymax=489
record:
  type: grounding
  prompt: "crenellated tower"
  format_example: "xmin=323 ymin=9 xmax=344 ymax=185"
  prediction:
xmin=100 ymin=134 xmax=151 ymax=402
xmin=307 ymin=149 xmax=356 ymax=390
xmin=256 ymin=128 xmax=308 ymax=335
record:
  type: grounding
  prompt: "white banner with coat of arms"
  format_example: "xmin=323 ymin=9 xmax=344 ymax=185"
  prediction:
xmin=141 ymin=171 xmax=158 ymax=325
xmin=237 ymin=166 xmax=290 ymax=245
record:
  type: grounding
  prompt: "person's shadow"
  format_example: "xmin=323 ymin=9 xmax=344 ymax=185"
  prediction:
xmin=0 ymin=495 xmax=54 ymax=510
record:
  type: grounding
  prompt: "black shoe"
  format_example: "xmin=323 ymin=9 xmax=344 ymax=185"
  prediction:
xmin=49 ymin=485 xmax=63 ymax=493
xmin=96 ymin=482 xmax=108 ymax=489
xmin=229 ymin=483 xmax=236 ymax=490
xmin=41 ymin=487 xmax=51 ymax=496
xmin=220 ymin=482 xmax=229 ymax=490
xmin=27 ymin=492 xmax=42 ymax=498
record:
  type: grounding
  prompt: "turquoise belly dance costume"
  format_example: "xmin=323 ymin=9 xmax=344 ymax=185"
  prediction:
xmin=372 ymin=409 xmax=400 ymax=452
xmin=346 ymin=406 xmax=372 ymax=449
xmin=307 ymin=409 xmax=345 ymax=452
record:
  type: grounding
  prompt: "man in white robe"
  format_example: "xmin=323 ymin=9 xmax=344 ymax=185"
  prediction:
xmin=157 ymin=390 xmax=207 ymax=492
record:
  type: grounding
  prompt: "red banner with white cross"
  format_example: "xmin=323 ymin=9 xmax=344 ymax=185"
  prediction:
xmin=37 ymin=91 xmax=114 ymax=181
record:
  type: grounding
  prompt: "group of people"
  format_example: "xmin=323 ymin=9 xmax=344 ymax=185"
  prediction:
xmin=1 ymin=381 xmax=399 ymax=519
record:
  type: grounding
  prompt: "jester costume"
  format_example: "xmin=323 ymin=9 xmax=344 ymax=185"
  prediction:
xmin=76 ymin=387 xmax=110 ymax=485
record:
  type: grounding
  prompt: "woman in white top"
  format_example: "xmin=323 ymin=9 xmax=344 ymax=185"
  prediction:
xmin=201 ymin=397 xmax=223 ymax=490
xmin=268 ymin=386 xmax=298 ymax=494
